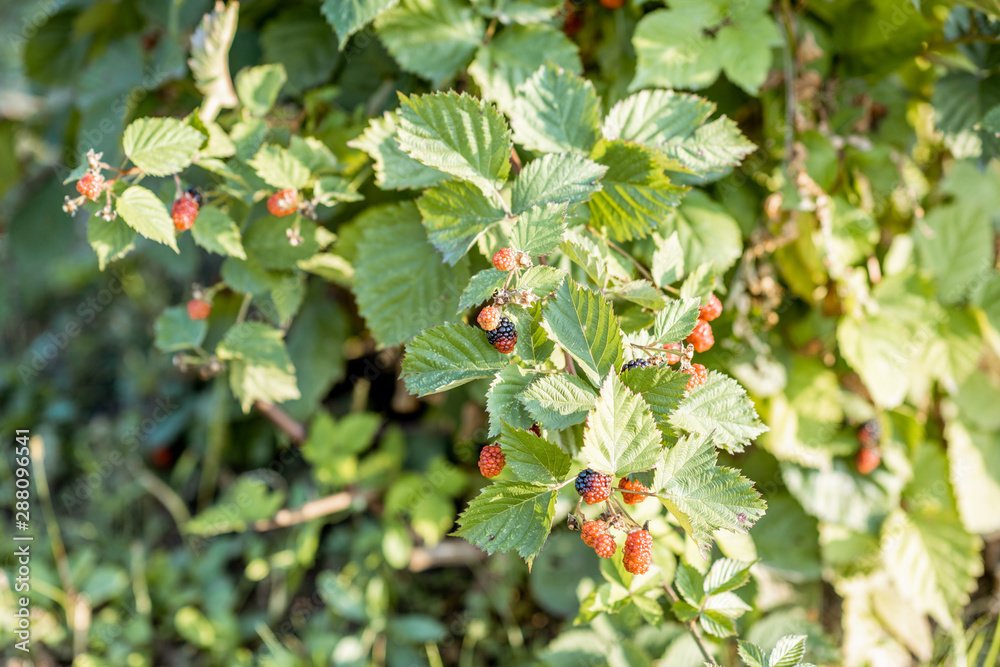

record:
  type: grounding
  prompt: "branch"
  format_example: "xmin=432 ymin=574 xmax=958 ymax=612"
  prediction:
xmin=255 ymin=400 xmax=307 ymax=444
xmin=251 ymin=491 xmax=362 ymax=532
xmin=663 ymin=584 xmax=716 ymax=664
xmin=408 ymin=538 xmax=487 ymax=571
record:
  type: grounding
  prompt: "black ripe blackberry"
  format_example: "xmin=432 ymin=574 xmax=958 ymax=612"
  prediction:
xmin=621 ymin=358 xmax=650 ymax=372
xmin=486 ymin=317 xmax=517 ymax=353
xmin=575 ymin=468 xmax=612 ymax=504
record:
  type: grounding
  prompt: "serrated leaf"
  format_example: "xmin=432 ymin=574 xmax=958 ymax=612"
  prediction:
xmin=652 ymin=231 xmax=685 ymax=287
xmin=703 ymin=558 xmax=754 ymax=595
xmin=314 ymin=176 xmax=362 ymax=206
xmin=417 ymin=180 xmax=505 ymax=264
xmin=510 ymin=153 xmax=607 ymax=214
xmin=541 ymin=279 xmax=623 ymax=386
xmin=221 ymin=257 xmax=280 ymax=294
xmin=122 ymin=118 xmax=204 ymax=177
xmin=654 ymin=298 xmax=701 ymax=344
xmin=655 ymin=433 xmax=766 ymax=556
xmin=321 ymin=0 xmax=400 ymax=49
xmin=665 ymin=116 xmax=756 ymax=178
xmin=670 ymin=371 xmax=768 ymax=453
xmin=87 ymin=213 xmax=136 ymax=270
xmin=297 ymin=253 xmax=353 ymax=285
xmin=235 ymin=64 xmax=286 ymax=117
xmin=519 ymin=373 xmax=598 ymax=431
xmin=458 ymin=269 xmax=508 ymax=312
xmin=632 ymin=8 xmax=721 ymax=92
xmin=517 ymin=265 xmax=567 ymax=297
xmin=259 ymin=11 xmax=339 ymax=96
xmin=191 ymin=206 xmax=246 ymax=258
xmin=560 ymin=235 xmax=607 ymax=286
xmin=881 ymin=508 xmax=983 ymax=627
xmin=620 ymin=366 xmax=688 ymax=429
xmin=397 ymin=91 xmax=512 ymax=197
xmin=454 ymin=481 xmax=557 ymax=564
xmin=507 ymin=303 xmax=556 ymax=366
xmin=468 ymin=23 xmax=581 ymax=114
xmin=737 ymin=641 xmax=768 ymax=667
xmin=354 ymin=202 xmax=469 ymax=346
xmin=588 ymin=140 xmax=686 ymax=242
xmin=401 ymin=323 xmax=508 ymax=396
xmin=702 ymin=591 xmax=751 ymax=619
xmin=768 ymin=634 xmax=808 ymax=667
xmin=510 ymin=65 xmax=601 ymax=154
xmin=510 ymin=202 xmax=566 ymax=256
xmin=700 ymin=610 xmax=737 ymax=638
xmin=915 ymin=202 xmax=994 ymax=304
xmin=289 ymin=136 xmax=339 ymax=173
xmin=611 ymin=280 xmax=668 ymax=310
xmin=485 ymin=366 xmax=536 ymax=437
xmin=243 ymin=216 xmax=320 ymax=271
xmin=675 ymin=561 xmax=705 ymax=606
xmin=375 ymin=0 xmax=484 ymax=83
xmin=348 ymin=112 xmax=448 ymax=190
xmin=153 ymin=306 xmax=208 ymax=352
xmin=499 ymin=422 xmax=571 ymax=484
xmin=716 ymin=16 xmax=781 ymax=95
xmin=581 ymin=373 xmax=662 ymax=477
xmin=249 ymin=144 xmax=312 ymax=190
xmin=216 ymin=322 xmax=300 ymax=412
xmin=115 ymin=186 xmax=179 ymax=252
xmin=604 ymin=89 xmax=714 ymax=145
xmin=188 ymin=1 xmax=239 ymax=121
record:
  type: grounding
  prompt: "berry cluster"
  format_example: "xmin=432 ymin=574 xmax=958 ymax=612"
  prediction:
xmin=486 ymin=317 xmax=517 ymax=354
xmin=478 ymin=445 xmax=505 ymax=477
xmin=187 ymin=299 xmax=211 ymax=321
xmin=685 ymin=294 xmax=721 ymax=353
xmin=267 ymin=189 xmax=299 ymax=217
xmin=76 ymin=172 xmax=105 ymax=201
xmin=623 ymin=529 xmax=652 ymax=575
xmin=618 ymin=477 xmax=648 ymax=505
xmin=683 ymin=363 xmax=708 ymax=392
xmin=65 ymin=150 xmax=117 ymax=222
xmin=172 ymin=187 xmax=203 ymax=232
xmin=477 ymin=306 xmax=502 ymax=331
xmin=576 ymin=468 xmax=612 ymax=505
xmin=580 ymin=520 xmax=616 ymax=559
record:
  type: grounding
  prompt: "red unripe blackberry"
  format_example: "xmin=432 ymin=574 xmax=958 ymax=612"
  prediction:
xmin=580 ymin=520 xmax=606 ymax=548
xmin=172 ymin=197 xmax=200 ymax=231
xmin=187 ymin=299 xmax=211 ymax=321
xmin=620 ymin=358 xmax=650 ymax=372
xmin=576 ymin=468 xmax=612 ymax=505
xmin=858 ymin=419 xmax=882 ymax=449
xmin=599 ymin=0 xmax=626 ymax=8
xmin=76 ymin=172 xmax=105 ymax=201
xmin=700 ymin=294 xmax=722 ymax=322
xmin=267 ymin=189 xmax=298 ymax=217
xmin=623 ymin=529 xmax=652 ymax=575
xmin=618 ymin=477 xmax=648 ymax=505
xmin=478 ymin=445 xmax=505 ymax=477
xmin=477 ymin=306 xmax=501 ymax=331
xmin=529 ymin=423 xmax=541 ymax=437
xmin=594 ymin=533 xmax=617 ymax=558
xmin=492 ymin=247 xmax=517 ymax=271
xmin=855 ymin=446 xmax=881 ymax=475
xmin=683 ymin=363 xmax=708 ymax=392
xmin=663 ymin=342 xmax=681 ymax=364
xmin=486 ymin=317 xmax=517 ymax=353
xmin=686 ymin=319 xmax=714 ymax=353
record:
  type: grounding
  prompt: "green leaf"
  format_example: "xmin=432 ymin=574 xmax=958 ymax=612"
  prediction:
xmin=674 ymin=561 xmax=705 ymax=605
xmin=510 ymin=65 xmax=601 ymax=154
xmin=401 ymin=323 xmax=508 ymax=396
xmin=669 ymin=371 xmax=768 ymax=453
xmin=270 ymin=273 xmax=306 ymax=325
xmin=498 ymin=422 xmax=572 ymax=485
xmin=353 ymin=202 xmax=469 ymax=346
xmin=87 ymin=213 xmax=136 ymax=270
xmin=510 ymin=153 xmax=607 ymax=214
xmin=454 ymin=481 xmax=557 ymax=564
xmin=468 ymin=23 xmax=581 ymax=113
xmin=282 ymin=286 xmax=349 ymax=419
xmin=191 ymin=206 xmax=246 ymax=258
xmin=188 ymin=1 xmax=239 ymax=121
xmin=216 ymin=322 xmax=300 ymax=412
xmin=604 ymin=89 xmax=713 ymax=146
xmin=651 ymin=231 xmax=685 ymax=287
xmin=620 ymin=366 xmax=689 ymax=430
xmin=517 ymin=265 xmax=568 ymax=297
xmin=588 ymin=140 xmax=686 ymax=242
xmin=665 ymin=190 xmax=744 ymax=272
xmin=417 ymin=180 xmax=505 ymax=264
xmin=243 ymin=216 xmax=320 ymax=271
xmin=881 ymin=508 xmax=983 ymax=627
xmin=348 ymin=112 xmax=448 ymax=190
xmin=664 ymin=116 xmax=756 ymax=178
xmin=581 ymin=373 xmax=662 ymax=477
xmin=259 ymin=10 xmax=339 ymax=96
xmin=115 ymin=186 xmax=179 ymax=252
xmin=248 ymin=144 xmax=312 ymax=190
xmin=375 ymin=0 xmax=484 ymax=83
xmin=153 ymin=306 xmax=208 ymax=353
xmin=397 ymin=91 xmax=512 ymax=196
xmin=716 ymin=16 xmax=782 ymax=95
xmin=123 ymin=118 xmax=204 ymax=177
xmin=702 ymin=591 xmax=752 ymax=620
xmin=235 ymin=64 xmax=287 ymax=117
xmin=221 ymin=257 xmax=281 ymax=294
xmin=737 ymin=641 xmax=768 ymax=667
xmin=519 ymin=373 xmax=598 ymax=431
xmin=458 ymin=269 xmax=508 ymax=312
xmin=510 ymin=203 xmax=566 ymax=257
xmin=486 ymin=366 xmax=537 ymax=437
xmin=186 ymin=477 xmax=286 ymax=536
xmin=703 ymin=558 xmax=753 ymax=595
xmin=541 ymin=279 xmax=623 ymax=386
xmin=653 ymin=298 xmax=701 ymax=344
xmin=321 ymin=0 xmax=400 ymax=49
xmin=611 ymin=280 xmax=668 ymax=310
xmin=508 ymin=303 xmax=556 ymax=366
xmin=289 ymin=136 xmax=339 ymax=173
xmin=768 ymin=635 xmax=808 ymax=667
xmin=560 ymin=232 xmax=608 ymax=286
xmin=632 ymin=8 xmax=721 ymax=92
xmin=654 ymin=432 xmax=766 ymax=556
xmin=314 ymin=176 xmax=363 ymax=206
xmin=915 ymin=202 xmax=994 ymax=304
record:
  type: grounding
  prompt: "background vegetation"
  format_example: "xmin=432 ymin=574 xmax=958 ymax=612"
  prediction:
xmin=1 ymin=0 xmax=1000 ymax=665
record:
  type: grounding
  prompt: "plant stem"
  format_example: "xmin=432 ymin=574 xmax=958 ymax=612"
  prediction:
xmin=778 ymin=0 xmax=798 ymax=171
xmin=255 ymin=400 xmax=307 ymax=444
xmin=663 ymin=584 xmax=715 ymax=663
